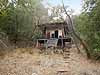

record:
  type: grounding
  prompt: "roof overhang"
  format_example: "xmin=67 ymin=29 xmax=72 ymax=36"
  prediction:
xmin=37 ymin=22 xmax=68 ymax=30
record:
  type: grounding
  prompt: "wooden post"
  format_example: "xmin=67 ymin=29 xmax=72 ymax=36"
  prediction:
xmin=36 ymin=40 xmax=39 ymax=48
xmin=61 ymin=38 xmax=64 ymax=48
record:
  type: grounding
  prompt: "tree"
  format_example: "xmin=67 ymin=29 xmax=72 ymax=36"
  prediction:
xmin=0 ymin=0 xmax=48 ymax=47
xmin=75 ymin=0 xmax=100 ymax=59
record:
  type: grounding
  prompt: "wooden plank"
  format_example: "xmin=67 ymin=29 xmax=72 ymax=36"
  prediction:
xmin=45 ymin=38 xmax=58 ymax=48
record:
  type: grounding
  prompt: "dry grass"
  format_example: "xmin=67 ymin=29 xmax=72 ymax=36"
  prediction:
xmin=0 ymin=48 xmax=100 ymax=75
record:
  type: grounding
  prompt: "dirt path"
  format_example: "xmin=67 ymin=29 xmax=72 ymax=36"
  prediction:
xmin=0 ymin=48 xmax=100 ymax=75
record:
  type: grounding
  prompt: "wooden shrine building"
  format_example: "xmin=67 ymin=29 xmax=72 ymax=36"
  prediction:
xmin=37 ymin=22 xmax=72 ymax=49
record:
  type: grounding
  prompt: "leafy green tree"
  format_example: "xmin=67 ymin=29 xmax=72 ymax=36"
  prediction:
xmin=0 ymin=0 xmax=48 ymax=47
xmin=75 ymin=0 xmax=100 ymax=59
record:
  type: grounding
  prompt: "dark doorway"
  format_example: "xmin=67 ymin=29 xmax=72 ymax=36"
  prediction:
xmin=52 ymin=34 xmax=55 ymax=38
xmin=55 ymin=30 xmax=58 ymax=38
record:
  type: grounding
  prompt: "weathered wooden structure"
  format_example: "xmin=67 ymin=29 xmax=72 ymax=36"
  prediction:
xmin=36 ymin=22 xmax=72 ymax=49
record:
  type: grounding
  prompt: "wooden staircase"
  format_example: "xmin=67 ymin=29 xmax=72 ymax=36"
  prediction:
xmin=63 ymin=49 xmax=70 ymax=59
xmin=57 ymin=49 xmax=71 ymax=75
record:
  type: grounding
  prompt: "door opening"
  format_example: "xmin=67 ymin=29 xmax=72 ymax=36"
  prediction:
xmin=55 ymin=30 xmax=58 ymax=38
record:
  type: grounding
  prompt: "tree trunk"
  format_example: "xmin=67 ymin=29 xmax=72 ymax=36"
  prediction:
xmin=62 ymin=0 xmax=91 ymax=59
xmin=73 ymin=32 xmax=91 ymax=58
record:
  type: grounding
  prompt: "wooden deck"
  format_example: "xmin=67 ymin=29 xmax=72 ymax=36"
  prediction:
xmin=36 ymin=37 xmax=72 ymax=48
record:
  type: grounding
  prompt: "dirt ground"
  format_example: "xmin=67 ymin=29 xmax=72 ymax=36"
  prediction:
xmin=0 ymin=47 xmax=100 ymax=75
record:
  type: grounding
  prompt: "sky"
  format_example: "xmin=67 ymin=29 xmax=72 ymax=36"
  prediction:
xmin=43 ymin=0 xmax=82 ymax=15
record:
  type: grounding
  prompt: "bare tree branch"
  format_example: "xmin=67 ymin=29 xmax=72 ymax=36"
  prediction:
xmin=62 ymin=0 xmax=91 ymax=58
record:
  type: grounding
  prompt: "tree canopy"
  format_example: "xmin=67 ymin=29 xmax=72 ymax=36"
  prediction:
xmin=75 ymin=0 xmax=100 ymax=59
xmin=0 ymin=0 xmax=48 ymax=44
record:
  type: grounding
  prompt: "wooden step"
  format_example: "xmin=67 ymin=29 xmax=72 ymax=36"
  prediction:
xmin=57 ymin=71 xmax=70 ymax=75
xmin=63 ymin=56 xmax=70 ymax=59
xmin=64 ymin=50 xmax=70 ymax=52
xmin=64 ymin=52 xmax=70 ymax=54
xmin=64 ymin=53 xmax=70 ymax=56
xmin=64 ymin=61 xmax=70 ymax=63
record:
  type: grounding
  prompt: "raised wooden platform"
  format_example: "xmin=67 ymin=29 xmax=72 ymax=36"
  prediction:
xmin=36 ymin=37 xmax=72 ymax=49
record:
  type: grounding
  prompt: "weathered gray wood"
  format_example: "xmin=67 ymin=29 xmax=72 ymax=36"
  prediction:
xmin=45 ymin=38 xmax=58 ymax=48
